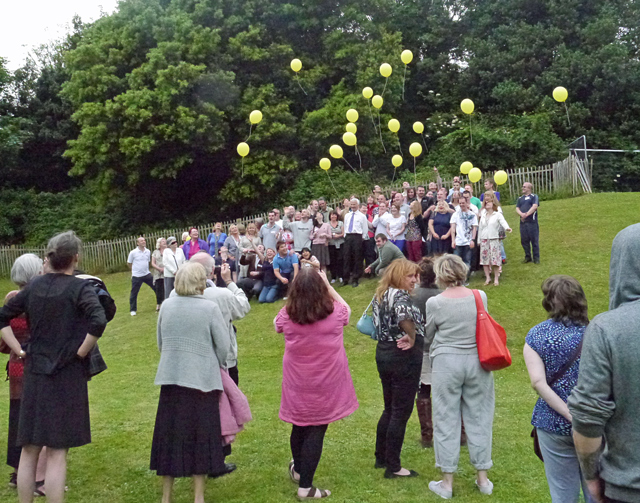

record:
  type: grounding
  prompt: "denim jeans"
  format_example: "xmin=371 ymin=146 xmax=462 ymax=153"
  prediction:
xmin=536 ymin=428 xmax=596 ymax=503
xmin=453 ymin=245 xmax=472 ymax=274
xmin=259 ymin=284 xmax=279 ymax=303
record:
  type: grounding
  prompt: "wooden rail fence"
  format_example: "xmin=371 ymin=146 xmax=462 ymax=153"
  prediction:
xmin=0 ymin=156 xmax=589 ymax=278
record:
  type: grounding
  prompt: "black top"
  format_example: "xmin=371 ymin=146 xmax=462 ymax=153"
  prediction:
xmin=0 ymin=274 xmax=107 ymax=375
xmin=516 ymin=193 xmax=539 ymax=222
xmin=410 ymin=286 xmax=441 ymax=319
xmin=261 ymin=261 xmax=276 ymax=287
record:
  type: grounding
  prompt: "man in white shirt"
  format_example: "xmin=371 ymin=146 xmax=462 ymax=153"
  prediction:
xmin=273 ymin=208 xmax=284 ymax=228
xmin=259 ymin=211 xmax=282 ymax=251
xmin=451 ymin=197 xmax=478 ymax=281
xmin=127 ymin=236 xmax=154 ymax=316
xmin=343 ymin=198 xmax=369 ymax=287
xmin=185 ymin=252 xmax=251 ymax=385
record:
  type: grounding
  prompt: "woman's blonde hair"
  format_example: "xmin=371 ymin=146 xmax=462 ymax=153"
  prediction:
xmin=482 ymin=191 xmax=501 ymax=210
xmin=433 ymin=254 xmax=468 ymax=289
xmin=174 ymin=262 xmax=207 ymax=296
xmin=375 ymin=258 xmax=421 ymax=300
xmin=410 ymin=200 xmax=422 ymax=218
xmin=156 ymin=237 xmax=165 ymax=250
xmin=246 ymin=223 xmax=257 ymax=235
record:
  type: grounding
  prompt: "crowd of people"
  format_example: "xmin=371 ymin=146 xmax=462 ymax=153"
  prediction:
xmin=1 ymin=183 xmax=637 ymax=503
xmin=128 ymin=178 xmax=540 ymax=316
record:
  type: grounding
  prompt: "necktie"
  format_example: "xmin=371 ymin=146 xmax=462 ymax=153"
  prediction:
xmin=348 ymin=211 xmax=354 ymax=233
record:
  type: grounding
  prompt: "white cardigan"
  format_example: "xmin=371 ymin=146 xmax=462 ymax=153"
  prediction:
xmin=478 ymin=210 xmax=510 ymax=240
xmin=163 ymin=247 xmax=186 ymax=278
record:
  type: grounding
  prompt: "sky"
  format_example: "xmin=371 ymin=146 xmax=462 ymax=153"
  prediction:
xmin=1 ymin=0 xmax=120 ymax=71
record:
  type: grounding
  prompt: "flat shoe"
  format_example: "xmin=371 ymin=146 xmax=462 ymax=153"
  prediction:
xmin=384 ymin=469 xmax=418 ymax=479
xmin=428 ymin=480 xmax=452 ymax=499
xmin=289 ymin=460 xmax=300 ymax=482
xmin=297 ymin=486 xmax=331 ymax=500
xmin=476 ymin=479 xmax=493 ymax=495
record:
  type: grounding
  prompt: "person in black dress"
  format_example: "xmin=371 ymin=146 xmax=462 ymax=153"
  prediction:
xmin=0 ymin=231 xmax=107 ymax=503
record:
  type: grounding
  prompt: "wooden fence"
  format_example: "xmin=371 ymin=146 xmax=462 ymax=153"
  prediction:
xmin=0 ymin=155 xmax=589 ymax=278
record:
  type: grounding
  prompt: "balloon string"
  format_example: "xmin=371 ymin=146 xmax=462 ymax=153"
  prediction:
xmin=241 ymin=157 xmax=245 ymax=177
xmin=355 ymin=145 xmax=362 ymax=170
xmin=368 ymin=100 xmax=378 ymax=133
xmin=377 ymin=111 xmax=387 ymax=153
xmin=396 ymin=135 xmax=402 ymax=155
xmin=246 ymin=124 xmax=253 ymax=142
xmin=402 ymin=65 xmax=407 ymax=101
xmin=469 ymin=115 xmax=473 ymax=147
xmin=391 ymin=168 xmax=396 ymax=184
xmin=326 ymin=171 xmax=339 ymax=198
xmin=564 ymin=102 xmax=571 ymax=127
xmin=296 ymin=74 xmax=308 ymax=95
xmin=421 ymin=134 xmax=429 ymax=152
xmin=382 ymin=77 xmax=388 ymax=97
xmin=342 ymin=157 xmax=358 ymax=173
xmin=414 ymin=157 xmax=417 ymax=188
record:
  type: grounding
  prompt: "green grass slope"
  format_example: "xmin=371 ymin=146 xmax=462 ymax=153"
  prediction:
xmin=0 ymin=192 xmax=638 ymax=503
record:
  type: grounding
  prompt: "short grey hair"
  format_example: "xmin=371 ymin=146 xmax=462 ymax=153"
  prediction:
xmin=46 ymin=231 xmax=82 ymax=271
xmin=11 ymin=254 xmax=43 ymax=287
xmin=156 ymin=237 xmax=165 ymax=250
xmin=350 ymin=198 xmax=360 ymax=205
xmin=174 ymin=262 xmax=207 ymax=296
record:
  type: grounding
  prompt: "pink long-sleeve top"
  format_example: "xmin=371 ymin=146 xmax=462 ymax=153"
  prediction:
xmin=310 ymin=222 xmax=332 ymax=245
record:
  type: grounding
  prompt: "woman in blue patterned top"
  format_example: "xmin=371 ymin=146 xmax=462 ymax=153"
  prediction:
xmin=524 ymin=275 xmax=594 ymax=503
xmin=372 ymin=258 xmax=423 ymax=480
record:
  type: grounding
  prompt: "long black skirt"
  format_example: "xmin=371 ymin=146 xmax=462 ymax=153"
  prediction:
xmin=18 ymin=359 xmax=91 ymax=449
xmin=150 ymin=385 xmax=227 ymax=477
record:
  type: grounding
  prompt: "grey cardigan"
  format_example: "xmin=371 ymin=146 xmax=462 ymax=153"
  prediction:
xmin=155 ymin=295 xmax=231 ymax=392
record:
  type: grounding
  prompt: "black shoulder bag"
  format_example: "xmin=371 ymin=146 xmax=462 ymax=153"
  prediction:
xmin=531 ymin=337 xmax=583 ymax=461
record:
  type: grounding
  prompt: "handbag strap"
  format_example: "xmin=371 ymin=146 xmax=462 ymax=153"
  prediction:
xmin=362 ymin=296 xmax=375 ymax=317
xmin=472 ymin=289 xmax=486 ymax=316
xmin=547 ymin=336 xmax=584 ymax=387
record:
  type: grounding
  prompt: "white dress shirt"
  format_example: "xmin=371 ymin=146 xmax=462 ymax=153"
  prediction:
xmin=344 ymin=210 xmax=369 ymax=238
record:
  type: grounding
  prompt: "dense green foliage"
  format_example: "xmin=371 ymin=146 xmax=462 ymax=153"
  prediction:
xmin=0 ymin=193 xmax=637 ymax=502
xmin=1 ymin=0 xmax=640 ymax=243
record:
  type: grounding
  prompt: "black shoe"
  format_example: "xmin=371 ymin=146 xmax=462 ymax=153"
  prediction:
xmin=374 ymin=459 xmax=386 ymax=469
xmin=533 ymin=259 xmax=540 ymax=264
xmin=352 ymin=281 xmax=359 ymax=287
xmin=8 ymin=472 xmax=17 ymax=489
xmin=384 ymin=469 xmax=419 ymax=479
xmin=522 ymin=257 xmax=532 ymax=263
xmin=210 ymin=463 xmax=237 ymax=478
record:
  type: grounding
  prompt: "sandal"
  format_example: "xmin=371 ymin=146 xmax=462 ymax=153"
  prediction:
xmin=288 ymin=460 xmax=300 ymax=483
xmin=34 ymin=480 xmax=45 ymax=497
xmin=297 ymin=486 xmax=331 ymax=500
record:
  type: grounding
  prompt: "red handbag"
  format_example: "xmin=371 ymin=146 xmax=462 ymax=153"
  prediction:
xmin=473 ymin=290 xmax=512 ymax=371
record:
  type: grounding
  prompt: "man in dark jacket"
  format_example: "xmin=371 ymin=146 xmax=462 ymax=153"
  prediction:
xmin=568 ymin=223 xmax=640 ymax=503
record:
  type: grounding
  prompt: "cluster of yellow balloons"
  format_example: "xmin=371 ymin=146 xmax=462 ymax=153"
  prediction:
xmin=459 ymin=161 xmax=509 ymax=185
xmin=237 ymin=109 xmax=264 ymax=159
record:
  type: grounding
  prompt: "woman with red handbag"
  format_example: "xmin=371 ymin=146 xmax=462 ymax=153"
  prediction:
xmin=425 ymin=254 xmax=495 ymax=499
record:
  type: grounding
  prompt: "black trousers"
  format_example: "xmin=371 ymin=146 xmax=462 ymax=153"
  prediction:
xmin=236 ymin=278 xmax=263 ymax=299
xmin=228 ymin=365 xmax=239 ymax=386
xmin=7 ymin=399 xmax=21 ymax=469
xmin=290 ymin=424 xmax=328 ymax=488
xmin=375 ymin=342 xmax=422 ymax=472
xmin=343 ymin=234 xmax=363 ymax=283
xmin=363 ymin=239 xmax=377 ymax=268
xmin=154 ymin=278 xmax=165 ymax=305
xmin=328 ymin=245 xmax=343 ymax=281
xmin=520 ymin=220 xmax=540 ymax=261
xmin=130 ymin=273 xmax=154 ymax=311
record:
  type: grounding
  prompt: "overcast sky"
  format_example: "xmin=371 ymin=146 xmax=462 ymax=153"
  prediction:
xmin=1 ymin=0 xmax=120 ymax=71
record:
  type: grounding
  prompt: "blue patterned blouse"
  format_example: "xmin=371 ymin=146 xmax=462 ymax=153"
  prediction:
xmin=525 ymin=319 xmax=586 ymax=436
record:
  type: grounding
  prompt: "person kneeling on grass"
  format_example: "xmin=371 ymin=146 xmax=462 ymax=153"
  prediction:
xmin=274 ymin=268 xmax=358 ymax=500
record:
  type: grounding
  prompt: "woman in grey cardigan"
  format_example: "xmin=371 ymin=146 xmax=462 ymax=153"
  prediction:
xmin=150 ymin=262 xmax=235 ymax=503
xmin=425 ymin=254 xmax=495 ymax=499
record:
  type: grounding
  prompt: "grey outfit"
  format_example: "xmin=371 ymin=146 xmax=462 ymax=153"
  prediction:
xmin=283 ymin=218 xmax=314 ymax=252
xmin=425 ymin=292 xmax=494 ymax=473
xmin=568 ymin=223 xmax=640 ymax=503
xmin=156 ymin=295 xmax=231 ymax=392
xmin=259 ymin=223 xmax=281 ymax=251
xmin=536 ymin=429 xmax=595 ymax=503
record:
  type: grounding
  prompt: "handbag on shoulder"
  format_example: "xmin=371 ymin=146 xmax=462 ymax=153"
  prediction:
xmin=356 ymin=297 xmax=377 ymax=340
xmin=473 ymin=290 xmax=512 ymax=371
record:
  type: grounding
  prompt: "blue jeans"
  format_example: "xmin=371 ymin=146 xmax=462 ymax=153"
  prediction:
xmin=536 ymin=428 xmax=595 ymax=503
xmin=390 ymin=239 xmax=405 ymax=253
xmin=259 ymin=285 xmax=279 ymax=303
xmin=454 ymin=244 xmax=472 ymax=266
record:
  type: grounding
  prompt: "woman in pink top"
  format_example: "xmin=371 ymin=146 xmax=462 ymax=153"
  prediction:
xmin=274 ymin=268 xmax=358 ymax=500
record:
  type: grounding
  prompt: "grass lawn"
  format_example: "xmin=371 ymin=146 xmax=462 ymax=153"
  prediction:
xmin=0 ymin=192 xmax=638 ymax=503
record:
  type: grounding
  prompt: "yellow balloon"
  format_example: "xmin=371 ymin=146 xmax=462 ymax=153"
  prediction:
xmin=372 ymin=95 xmax=383 ymax=109
xmin=461 ymin=99 xmax=475 ymax=114
xmin=388 ymin=119 xmax=400 ymax=133
xmin=494 ymin=170 xmax=508 ymax=186
xmin=249 ymin=110 xmax=262 ymax=125
xmin=346 ymin=109 xmax=359 ymax=123
xmin=319 ymin=158 xmax=331 ymax=171
xmin=401 ymin=50 xmax=413 ymax=65
xmin=553 ymin=86 xmax=568 ymax=103
xmin=343 ymin=132 xmax=357 ymax=146
xmin=460 ymin=161 xmax=473 ymax=174
xmin=380 ymin=63 xmax=392 ymax=78
xmin=329 ymin=145 xmax=343 ymax=159
xmin=392 ymin=155 xmax=403 ymax=167
xmin=237 ymin=142 xmax=250 ymax=157
xmin=362 ymin=87 xmax=373 ymax=99
xmin=409 ymin=142 xmax=423 ymax=157
xmin=345 ymin=123 xmax=357 ymax=134
xmin=290 ymin=58 xmax=302 ymax=72
xmin=468 ymin=167 xmax=482 ymax=183
xmin=413 ymin=121 xmax=424 ymax=134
